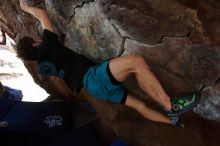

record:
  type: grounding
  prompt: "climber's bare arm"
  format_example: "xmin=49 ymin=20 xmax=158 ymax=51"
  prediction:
xmin=20 ymin=0 xmax=53 ymax=32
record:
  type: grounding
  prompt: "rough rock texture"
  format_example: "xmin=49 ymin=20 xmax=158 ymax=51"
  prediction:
xmin=0 ymin=0 xmax=220 ymax=145
xmin=178 ymin=0 xmax=220 ymax=46
xmin=195 ymin=82 xmax=220 ymax=121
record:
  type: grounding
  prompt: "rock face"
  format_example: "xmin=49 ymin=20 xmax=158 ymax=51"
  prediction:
xmin=0 ymin=0 xmax=220 ymax=145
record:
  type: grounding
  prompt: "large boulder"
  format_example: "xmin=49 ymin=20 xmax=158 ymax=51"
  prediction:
xmin=0 ymin=0 xmax=220 ymax=145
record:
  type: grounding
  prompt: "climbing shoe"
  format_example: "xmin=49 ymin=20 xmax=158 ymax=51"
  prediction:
xmin=171 ymin=93 xmax=200 ymax=115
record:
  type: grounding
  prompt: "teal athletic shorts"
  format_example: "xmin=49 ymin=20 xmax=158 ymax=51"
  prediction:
xmin=83 ymin=60 xmax=127 ymax=104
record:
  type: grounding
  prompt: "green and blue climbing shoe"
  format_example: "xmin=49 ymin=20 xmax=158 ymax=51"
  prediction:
xmin=171 ymin=93 xmax=200 ymax=115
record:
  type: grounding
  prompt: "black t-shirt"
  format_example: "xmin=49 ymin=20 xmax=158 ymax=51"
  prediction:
xmin=38 ymin=29 xmax=96 ymax=94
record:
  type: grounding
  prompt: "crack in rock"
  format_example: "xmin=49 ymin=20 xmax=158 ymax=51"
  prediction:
xmin=110 ymin=23 xmax=130 ymax=57
xmin=67 ymin=0 xmax=130 ymax=58
xmin=117 ymin=37 xmax=127 ymax=57
xmin=68 ymin=0 xmax=95 ymax=24
xmin=200 ymin=76 xmax=220 ymax=92
xmin=159 ymin=33 xmax=193 ymax=43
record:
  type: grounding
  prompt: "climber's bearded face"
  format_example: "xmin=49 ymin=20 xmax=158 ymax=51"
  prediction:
xmin=32 ymin=39 xmax=42 ymax=47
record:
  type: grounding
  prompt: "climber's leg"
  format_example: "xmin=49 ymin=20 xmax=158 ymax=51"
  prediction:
xmin=125 ymin=93 xmax=171 ymax=124
xmin=109 ymin=54 xmax=171 ymax=111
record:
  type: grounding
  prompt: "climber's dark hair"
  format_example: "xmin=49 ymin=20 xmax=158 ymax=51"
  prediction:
xmin=16 ymin=36 xmax=38 ymax=61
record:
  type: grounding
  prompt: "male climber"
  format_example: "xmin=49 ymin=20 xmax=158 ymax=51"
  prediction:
xmin=17 ymin=0 xmax=199 ymax=127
